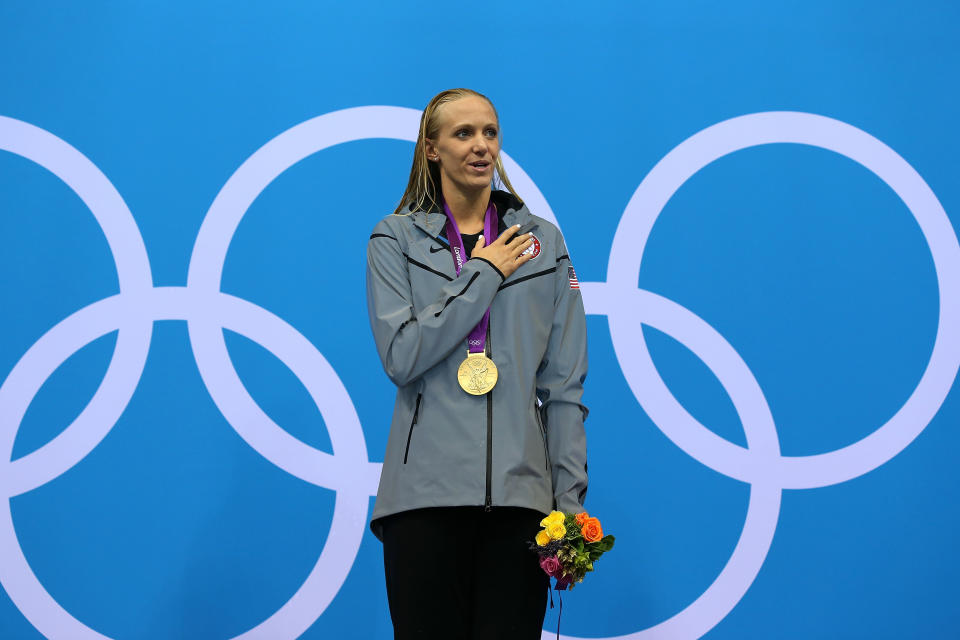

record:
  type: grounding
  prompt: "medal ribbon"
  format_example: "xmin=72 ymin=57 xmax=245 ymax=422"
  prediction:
xmin=442 ymin=200 xmax=498 ymax=354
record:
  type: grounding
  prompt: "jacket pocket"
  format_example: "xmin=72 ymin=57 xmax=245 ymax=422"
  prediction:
xmin=535 ymin=402 xmax=550 ymax=472
xmin=403 ymin=393 xmax=422 ymax=464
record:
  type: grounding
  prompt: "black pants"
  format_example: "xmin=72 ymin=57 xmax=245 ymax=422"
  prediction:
xmin=380 ymin=506 xmax=549 ymax=640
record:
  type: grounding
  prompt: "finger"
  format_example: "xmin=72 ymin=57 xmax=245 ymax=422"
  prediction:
xmin=507 ymin=233 xmax=531 ymax=249
xmin=505 ymin=233 xmax=532 ymax=252
xmin=513 ymin=249 xmax=536 ymax=266
xmin=495 ymin=224 xmax=523 ymax=245
xmin=510 ymin=238 xmax=533 ymax=258
xmin=510 ymin=237 xmax=534 ymax=257
xmin=469 ymin=235 xmax=485 ymax=258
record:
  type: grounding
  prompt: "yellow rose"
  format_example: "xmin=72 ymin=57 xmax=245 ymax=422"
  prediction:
xmin=540 ymin=511 xmax=565 ymax=528
xmin=546 ymin=521 xmax=566 ymax=540
xmin=535 ymin=529 xmax=551 ymax=546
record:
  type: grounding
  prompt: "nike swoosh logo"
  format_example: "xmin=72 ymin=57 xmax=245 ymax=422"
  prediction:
xmin=429 ymin=245 xmax=447 ymax=253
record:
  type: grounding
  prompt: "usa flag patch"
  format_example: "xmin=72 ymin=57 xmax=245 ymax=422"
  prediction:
xmin=567 ymin=265 xmax=580 ymax=290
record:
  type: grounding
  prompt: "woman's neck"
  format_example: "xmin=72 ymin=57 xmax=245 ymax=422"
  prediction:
xmin=443 ymin=184 xmax=491 ymax=235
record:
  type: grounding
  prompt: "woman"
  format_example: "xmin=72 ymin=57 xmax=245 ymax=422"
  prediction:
xmin=366 ymin=88 xmax=589 ymax=639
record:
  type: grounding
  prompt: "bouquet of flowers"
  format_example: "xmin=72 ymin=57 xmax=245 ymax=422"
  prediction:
xmin=531 ymin=510 xmax=615 ymax=590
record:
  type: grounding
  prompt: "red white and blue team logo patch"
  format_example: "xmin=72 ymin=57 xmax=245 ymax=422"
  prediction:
xmin=521 ymin=234 xmax=541 ymax=260
xmin=567 ymin=265 xmax=580 ymax=290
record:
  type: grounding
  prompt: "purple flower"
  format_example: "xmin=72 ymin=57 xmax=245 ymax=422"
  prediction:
xmin=529 ymin=539 xmax=562 ymax=556
xmin=539 ymin=555 xmax=561 ymax=577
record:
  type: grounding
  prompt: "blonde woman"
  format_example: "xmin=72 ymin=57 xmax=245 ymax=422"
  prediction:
xmin=366 ymin=88 xmax=589 ymax=639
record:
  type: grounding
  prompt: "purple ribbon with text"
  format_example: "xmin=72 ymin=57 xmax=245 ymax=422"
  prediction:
xmin=442 ymin=200 xmax=498 ymax=354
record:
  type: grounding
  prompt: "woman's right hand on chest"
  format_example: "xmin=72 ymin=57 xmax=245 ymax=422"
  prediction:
xmin=470 ymin=225 xmax=535 ymax=279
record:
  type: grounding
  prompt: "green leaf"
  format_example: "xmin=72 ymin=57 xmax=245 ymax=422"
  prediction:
xmin=595 ymin=535 xmax=615 ymax=552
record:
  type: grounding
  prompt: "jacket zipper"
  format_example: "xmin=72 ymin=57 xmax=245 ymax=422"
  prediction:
xmin=403 ymin=393 xmax=421 ymax=464
xmin=484 ymin=323 xmax=493 ymax=511
xmin=536 ymin=402 xmax=550 ymax=471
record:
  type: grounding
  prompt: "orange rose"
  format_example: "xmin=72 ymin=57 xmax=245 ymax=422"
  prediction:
xmin=581 ymin=516 xmax=603 ymax=543
xmin=574 ymin=512 xmax=590 ymax=525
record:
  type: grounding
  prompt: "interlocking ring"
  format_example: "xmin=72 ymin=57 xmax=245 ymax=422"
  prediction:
xmin=567 ymin=112 xmax=960 ymax=640
xmin=0 ymin=107 xmax=560 ymax=639
xmin=1 ymin=107 xmax=957 ymax=640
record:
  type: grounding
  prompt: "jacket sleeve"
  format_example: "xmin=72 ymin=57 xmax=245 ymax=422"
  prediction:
xmin=537 ymin=236 xmax=589 ymax=513
xmin=366 ymin=225 xmax=504 ymax=387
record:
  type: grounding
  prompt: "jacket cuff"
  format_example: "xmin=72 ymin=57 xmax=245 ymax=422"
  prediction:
xmin=554 ymin=493 xmax=585 ymax=514
xmin=545 ymin=399 xmax=588 ymax=427
xmin=471 ymin=256 xmax=506 ymax=282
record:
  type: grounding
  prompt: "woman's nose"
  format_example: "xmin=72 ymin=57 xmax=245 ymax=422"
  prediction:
xmin=472 ymin=135 xmax=488 ymax=155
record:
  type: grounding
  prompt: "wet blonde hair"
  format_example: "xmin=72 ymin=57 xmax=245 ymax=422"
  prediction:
xmin=394 ymin=88 xmax=522 ymax=215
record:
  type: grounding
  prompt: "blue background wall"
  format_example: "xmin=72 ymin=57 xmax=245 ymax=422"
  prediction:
xmin=2 ymin=1 xmax=959 ymax=638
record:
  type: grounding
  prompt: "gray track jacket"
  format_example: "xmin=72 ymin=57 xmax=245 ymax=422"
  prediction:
xmin=366 ymin=190 xmax=588 ymax=540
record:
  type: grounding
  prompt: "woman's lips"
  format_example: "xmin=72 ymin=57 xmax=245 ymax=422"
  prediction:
xmin=468 ymin=162 xmax=490 ymax=172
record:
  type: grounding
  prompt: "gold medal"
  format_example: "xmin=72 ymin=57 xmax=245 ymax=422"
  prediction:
xmin=457 ymin=352 xmax=498 ymax=395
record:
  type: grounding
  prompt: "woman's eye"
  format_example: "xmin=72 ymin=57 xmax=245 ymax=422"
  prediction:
xmin=485 ymin=129 xmax=498 ymax=137
xmin=456 ymin=130 xmax=470 ymax=138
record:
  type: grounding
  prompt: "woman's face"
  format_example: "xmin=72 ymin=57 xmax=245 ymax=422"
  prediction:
xmin=426 ymin=96 xmax=501 ymax=197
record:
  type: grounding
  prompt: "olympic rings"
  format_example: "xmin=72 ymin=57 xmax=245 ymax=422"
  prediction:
xmin=1 ymin=107 xmax=957 ymax=640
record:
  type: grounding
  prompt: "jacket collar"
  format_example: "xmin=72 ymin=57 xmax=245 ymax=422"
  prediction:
xmin=408 ymin=190 xmax=530 ymax=237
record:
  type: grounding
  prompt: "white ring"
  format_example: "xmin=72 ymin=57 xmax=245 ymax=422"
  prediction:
xmin=0 ymin=118 xmax=153 ymax=639
xmin=606 ymin=111 xmax=960 ymax=489
xmin=549 ymin=287 xmax=783 ymax=639
xmin=2 ymin=109 xmax=954 ymax=640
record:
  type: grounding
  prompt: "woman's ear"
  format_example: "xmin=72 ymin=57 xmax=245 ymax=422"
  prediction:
xmin=424 ymin=139 xmax=439 ymax=162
